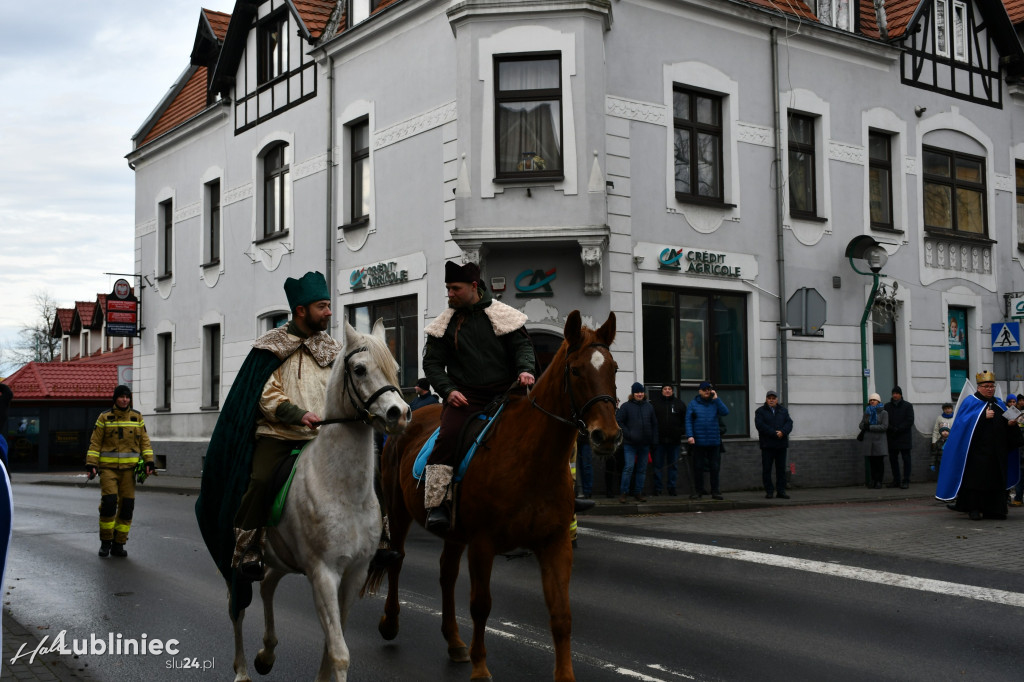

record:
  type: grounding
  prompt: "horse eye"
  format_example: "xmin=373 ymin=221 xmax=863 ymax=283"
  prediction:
xmin=570 ymin=367 xmax=580 ymax=377
xmin=354 ymin=365 xmax=367 ymax=377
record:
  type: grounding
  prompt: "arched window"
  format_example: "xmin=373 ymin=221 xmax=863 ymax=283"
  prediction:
xmin=262 ymin=142 xmax=290 ymax=238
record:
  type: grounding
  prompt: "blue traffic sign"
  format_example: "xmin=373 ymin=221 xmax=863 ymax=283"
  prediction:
xmin=992 ymin=322 xmax=1021 ymax=352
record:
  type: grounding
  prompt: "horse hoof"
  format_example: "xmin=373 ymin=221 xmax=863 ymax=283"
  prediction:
xmin=253 ymin=653 xmax=274 ymax=675
xmin=378 ymin=615 xmax=399 ymax=641
xmin=448 ymin=645 xmax=470 ymax=662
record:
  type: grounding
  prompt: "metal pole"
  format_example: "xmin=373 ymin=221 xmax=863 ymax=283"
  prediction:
xmin=854 ymin=260 xmax=880 ymax=488
xmin=770 ymin=28 xmax=789 ymax=403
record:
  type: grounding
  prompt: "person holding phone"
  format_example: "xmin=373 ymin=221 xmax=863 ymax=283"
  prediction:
xmin=686 ymin=381 xmax=729 ymax=500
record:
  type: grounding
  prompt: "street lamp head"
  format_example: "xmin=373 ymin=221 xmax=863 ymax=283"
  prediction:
xmin=864 ymin=244 xmax=888 ymax=273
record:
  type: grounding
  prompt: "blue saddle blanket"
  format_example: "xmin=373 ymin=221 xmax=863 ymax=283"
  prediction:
xmin=412 ymin=404 xmax=506 ymax=482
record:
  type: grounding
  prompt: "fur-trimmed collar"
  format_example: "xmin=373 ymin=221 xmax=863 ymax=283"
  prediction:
xmin=253 ymin=326 xmax=341 ymax=367
xmin=424 ymin=299 xmax=528 ymax=338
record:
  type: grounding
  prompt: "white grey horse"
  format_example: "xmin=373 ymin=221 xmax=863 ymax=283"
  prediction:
xmin=231 ymin=319 xmax=410 ymax=682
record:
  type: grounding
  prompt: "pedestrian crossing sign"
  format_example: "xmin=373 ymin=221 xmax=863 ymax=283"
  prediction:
xmin=991 ymin=322 xmax=1021 ymax=352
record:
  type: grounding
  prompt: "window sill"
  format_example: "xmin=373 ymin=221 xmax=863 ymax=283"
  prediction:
xmin=153 ymin=407 xmax=171 ymax=413
xmin=923 ymin=228 xmax=995 ymax=245
xmin=254 ymin=230 xmax=290 ymax=246
xmin=156 ymin=273 xmax=172 ymax=282
xmin=870 ymin=226 xmax=903 ymax=235
xmin=674 ymin=194 xmax=737 ymax=209
xmin=200 ymin=259 xmax=220 ymax=269
xmin=200 ymin=405 xmax=220 ymax=412
xmin=493 ymin=174 xmax=564 ymax=184
xmin=340 ymin=216 xmax=369 ymax=230
xmin=790 ymin=214 xmax=829 ymax=223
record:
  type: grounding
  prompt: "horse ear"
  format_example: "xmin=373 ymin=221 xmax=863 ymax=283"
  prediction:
xmin=343 ymin=320 xmax=359 ymax=348
xmin=596 ymin=311 xmax=616 ymax=346
xmin=370 ymin=317 xmax=387 ymax=343
xmin=564 ymin=310 xmax=582 ymax=346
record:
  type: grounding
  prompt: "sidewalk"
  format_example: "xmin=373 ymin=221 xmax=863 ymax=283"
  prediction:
xmin=3 ymin=611 xmax=91 ymax=681
xmin=9 ymin=469 xmax=940 ymax=513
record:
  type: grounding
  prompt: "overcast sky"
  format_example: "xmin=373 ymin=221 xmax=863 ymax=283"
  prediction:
xmin=0 ymin=1 xmax=235 ymax=374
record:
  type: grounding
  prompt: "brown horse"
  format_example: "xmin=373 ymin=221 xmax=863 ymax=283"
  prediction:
xmin=365 ymin=310 xmax=620 ymax=681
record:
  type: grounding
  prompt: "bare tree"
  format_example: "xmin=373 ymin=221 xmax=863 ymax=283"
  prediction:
xmin=5 ymin=291 xmax=62 ymax=367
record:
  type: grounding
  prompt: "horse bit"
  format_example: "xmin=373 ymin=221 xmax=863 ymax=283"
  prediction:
xmin=312 ymin=345 xmax=402 ymax=427
xmin=529 ymin=343 xmax=616 ymax=436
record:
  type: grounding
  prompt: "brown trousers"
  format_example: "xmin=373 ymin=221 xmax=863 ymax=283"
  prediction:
xmin=426 ymin=385 xmax=504 ymax=467
xmin=235 ymin=437 xmax=304 ymax=530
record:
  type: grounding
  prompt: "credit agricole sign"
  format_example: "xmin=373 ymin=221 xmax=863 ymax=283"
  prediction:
xmin=633 ymin=242 xmax=757 ymax=281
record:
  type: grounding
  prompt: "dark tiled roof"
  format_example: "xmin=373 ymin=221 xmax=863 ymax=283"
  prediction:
xmin=1005 ymin=0 xmax=1024 ymax=24
xmin=294 ymin=0 xmax=336 ymax=38
xmin=205 ymin=8 xmax=231 ymax=39
xmin=74 ymin=301 xmax=99 ymax=328
xmin=742 ymin=0 xmax=818 ymax=21
xmin=52 ymin=308 xmax=75 ymax=336
xmin=139 ymin=66 xmax=209 ymax=147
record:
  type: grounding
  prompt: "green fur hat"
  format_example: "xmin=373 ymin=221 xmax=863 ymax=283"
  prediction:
xmin=284 ymin=271 xmax=330 ymax=311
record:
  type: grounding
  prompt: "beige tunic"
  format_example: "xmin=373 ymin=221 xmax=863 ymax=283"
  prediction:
xmin=252 ymin=326 xmax=342 ymax=441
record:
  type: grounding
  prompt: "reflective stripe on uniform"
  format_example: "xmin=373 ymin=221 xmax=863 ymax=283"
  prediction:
xmin=98 ymin=453 xmax=140 ymax=465
xmin=99 ymin=520 xmax=115 ymax=530
xmin=96 ymin=421 xmax=143 ymax=428
xmin=114 ymin=523 xmax=131 ymax=534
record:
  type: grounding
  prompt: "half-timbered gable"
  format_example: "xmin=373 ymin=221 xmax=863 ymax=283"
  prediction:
xmin=897 ymin=0 xmax=1024 ymax=107
xmin=210 ymin=0 xmax=336 ymax=134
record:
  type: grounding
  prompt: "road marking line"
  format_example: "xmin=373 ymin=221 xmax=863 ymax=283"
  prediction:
xmin=581 ymin=528 xmax=1024 ymax=609
xmin=394 ymin=598 xmax=686 ymax=681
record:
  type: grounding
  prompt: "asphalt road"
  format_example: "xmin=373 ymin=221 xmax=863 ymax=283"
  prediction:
xmin=6 ymin=483 xmax=1023 ymax=681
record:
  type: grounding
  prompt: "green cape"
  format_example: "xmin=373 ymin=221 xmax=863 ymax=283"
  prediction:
xmin=195 ymin=347 xmax=282 ymax=617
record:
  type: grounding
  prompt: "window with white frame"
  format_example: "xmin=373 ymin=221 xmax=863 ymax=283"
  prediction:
xmin=494 ymin=54 xmax=563 ymax=179
xmin=261 ymin=142 xmax=290 ymax=239
xmin=1016 ymin=161 xmax=1024 ymax=247
xmin=157 ymin=332 xmax=172 ymax=410
xmin=257 ymin=11 xmax=288 ymax=85
xmin=204 ymin=179 xmax=221 ymax=266
xmin=869 ymin=131 xmax=894 ymax=230
xmin=922 ymin=146 xmax=987 ymax=236
xmin=817 ymin=0 xmax=852 ymax=31
xmin=935 ymin=0 xmax=968 ymax=62
xmin=203 ymin=323 xmax=221 ymax=408
xmin=158 ymin=199 xmax=173 ymax=278
xmin=788 ymin=112 xmax=817 ymax=219
xmin=672 ymin=85 xmax=724 ymax=204
xmin=261 ymin=311 xmax=290 ymax=333
xmin=350 ymin=119 xmax=370 ymax=224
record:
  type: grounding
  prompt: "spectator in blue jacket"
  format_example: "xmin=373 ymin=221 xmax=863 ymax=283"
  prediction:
xmin=754 ymin=390 xmax=794 ymax=499
xmin=616 ymin=382 xmax=658 ymax=503
xmin=409 ymin=377 xmax=441 ymax=412
xmin=686 ymin=381 xmax=729 ymax=500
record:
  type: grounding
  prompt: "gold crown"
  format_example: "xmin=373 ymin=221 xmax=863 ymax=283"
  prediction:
xmin=976 ymin=371 xmax=996 ymax=383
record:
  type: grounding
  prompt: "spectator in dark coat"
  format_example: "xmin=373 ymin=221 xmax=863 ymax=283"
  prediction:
xmin=754 ymin=390 xmax=794 ymax=499
xmin=409 ymin=377 xmax=440 ymax=412
xmin=616 ymin=382 xmax=658 ymax=503
xmin=686 ymin=381 xmax=729 ymax=500
xmin=884 ymin=386 xmax=915 ymax=488
xmin=650 ymin=384 xmax=687 ymax=496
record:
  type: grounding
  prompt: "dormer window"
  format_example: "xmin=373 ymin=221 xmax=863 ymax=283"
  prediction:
xmin=258 ymin=13 xmax=288 ymax=84
xmin=935 ymin=0 xmax=968 ymax=62
xmin=817 ymin=0 xmax=852 ymax=31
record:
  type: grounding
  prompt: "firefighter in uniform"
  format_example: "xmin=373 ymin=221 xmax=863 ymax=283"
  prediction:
xmin=86 ymin=385 xmax=155 ymax=558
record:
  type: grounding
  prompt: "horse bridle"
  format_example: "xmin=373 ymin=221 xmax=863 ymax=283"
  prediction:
xmin=312 ymin=345 xmax=402 ymax=427
xmin=529 ymin=343 xmax=616 ymax=436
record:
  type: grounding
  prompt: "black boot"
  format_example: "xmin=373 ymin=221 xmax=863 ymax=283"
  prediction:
xmin=110 ymin=543 xmax=127 ymax=558
xmin=98 ymin=540 xmax=112 ymax=557
xmin=574 ymin=497 xmax=597 ymax=513
xmin=370 ymin=548 xmax=402 ymax=570
xmin=425 ymin=506 xmax=451 ymax=535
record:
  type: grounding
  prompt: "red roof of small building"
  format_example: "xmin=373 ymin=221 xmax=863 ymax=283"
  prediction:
xmin=1006 ymin=0 xmax=1024 ymax=24
xmin=4 ymin=346 xmax=133 ymax=401
xmin=205 ymin=8 xmax=231 ymax=39
xmin=53 ymin=308 xmax=75 ymax=336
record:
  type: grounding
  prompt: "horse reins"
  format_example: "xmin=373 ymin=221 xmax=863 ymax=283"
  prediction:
xmin=312 ymin=345 xmax=402 ymax=427
xmin=529 ymin=342 xmax=616 ymax=436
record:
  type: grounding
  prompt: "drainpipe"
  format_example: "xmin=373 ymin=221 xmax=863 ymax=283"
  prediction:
xmin=770 ymin=28 xmax=790 ymax=403
xmin=324 ymin=55 xmax=335 ymax=321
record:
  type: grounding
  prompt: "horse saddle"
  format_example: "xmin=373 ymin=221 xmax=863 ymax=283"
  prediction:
xmin=266 ymin=445 xmax=306 ymax=527
xmin=413 ymin=398 xmax=508 ymax=482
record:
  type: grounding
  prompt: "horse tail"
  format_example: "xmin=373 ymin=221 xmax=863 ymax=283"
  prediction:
xmin=361 ymin=564 xmax=386 ymax=597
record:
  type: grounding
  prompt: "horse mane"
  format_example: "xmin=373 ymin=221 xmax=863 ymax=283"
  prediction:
xmin=359 ymin=331 xmax=401 ymax=387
